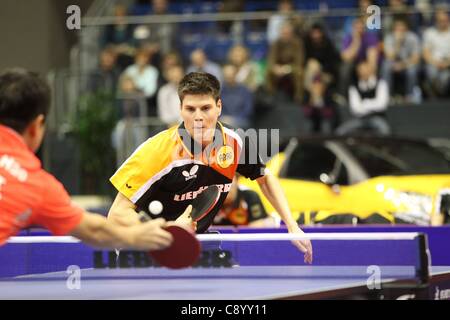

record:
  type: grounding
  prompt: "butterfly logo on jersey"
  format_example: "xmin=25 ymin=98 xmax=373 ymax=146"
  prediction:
xmin=182 ymin=165 xmax=199 ymax=181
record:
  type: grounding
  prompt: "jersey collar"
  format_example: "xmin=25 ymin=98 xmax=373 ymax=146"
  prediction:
xmin=0 ymin=124 xmax=30 ymax=151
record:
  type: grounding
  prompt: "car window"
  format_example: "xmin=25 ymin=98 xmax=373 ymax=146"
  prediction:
xmin=283 ymin=143 xmax=349 ymax=184
xmin=345 ymin=140 xmax=450 ymax=177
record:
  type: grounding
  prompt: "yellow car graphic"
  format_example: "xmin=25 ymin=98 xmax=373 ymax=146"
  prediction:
xmin=240 ymin=136 xmax=450 ymax=226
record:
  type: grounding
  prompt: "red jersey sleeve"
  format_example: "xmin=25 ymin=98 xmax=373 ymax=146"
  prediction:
xmin=34 ymin=172 xmax=84 ymax=236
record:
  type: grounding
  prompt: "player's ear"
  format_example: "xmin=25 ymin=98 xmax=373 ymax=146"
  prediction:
xmin=217 ymin=99 xmax=222 ymax=116
xmin=28 ymin=114 xmax=45 ymax=137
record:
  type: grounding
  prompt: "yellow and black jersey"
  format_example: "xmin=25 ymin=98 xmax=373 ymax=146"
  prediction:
xmin=110 ymin=122 xmax=265 ymax=233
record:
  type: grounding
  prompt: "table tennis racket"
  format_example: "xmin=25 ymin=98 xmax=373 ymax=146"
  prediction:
xmin=190 ymin=185 xmax=221 ymax=222
xmin=139 ymin=212 xmax=201 ymax=269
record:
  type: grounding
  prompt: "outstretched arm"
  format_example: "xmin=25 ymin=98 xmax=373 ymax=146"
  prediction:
xmin=70 ymin=212 xmax=173 ymax=250
xmin=256 ymin=173 xmax=313 ymax=263
xmin=108 ymin=192 xmax=141 ymax=226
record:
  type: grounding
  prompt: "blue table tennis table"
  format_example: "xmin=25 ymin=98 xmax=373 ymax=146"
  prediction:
xmin=1 ymin=231 xmax=450 ymax=300
xmin=1 ymin=265 xmax=450 ymax=300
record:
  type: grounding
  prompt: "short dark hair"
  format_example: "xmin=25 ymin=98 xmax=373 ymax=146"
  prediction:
xmin=178 ymin=72 xmax=221 ymax=103
xmin=0 ymin=68 xmax=50 ymax=133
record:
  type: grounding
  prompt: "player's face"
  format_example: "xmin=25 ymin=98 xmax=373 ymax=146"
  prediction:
xmin=180 ymin=94 xmax=222 ymax=147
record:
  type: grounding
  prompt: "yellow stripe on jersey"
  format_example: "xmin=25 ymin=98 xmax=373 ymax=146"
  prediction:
xmin=110 ymin=122 xmax=245 ymax=203
xmin=110 ymin=126 xmax=183 ymax=202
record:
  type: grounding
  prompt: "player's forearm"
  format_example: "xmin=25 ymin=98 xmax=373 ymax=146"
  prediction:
xmin=431 ymin=210 xmax=444 ymax=226
xmin=108 ymin=192 xmax=140 ymax=226
xmin=71 ymin=212 xmax=136 ymax=249
xmin=248 ymin=217 xmax=277 ymax=228
xmin=257 ymin=174 xmax=298 ymax=230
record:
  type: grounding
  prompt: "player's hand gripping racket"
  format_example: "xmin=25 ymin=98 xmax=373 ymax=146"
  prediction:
xmin=139 ymin=213 xmax=201 ymax=269
xmin=141 ymin=186 xmax=220 ymax=269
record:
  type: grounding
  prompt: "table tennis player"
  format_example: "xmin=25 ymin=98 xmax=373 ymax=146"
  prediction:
xmin=108 ymin=72 xmax=313 ymax=263
xmin=0 ymin=68 xmax=174 ymax=251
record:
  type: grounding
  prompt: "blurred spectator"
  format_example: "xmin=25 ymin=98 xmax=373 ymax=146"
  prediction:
xmin=337 ymin=61 xmax=390 ymax=136
xmin=382 ymin=19 xmax=421 ymax=103
xmin=415 ymin=0 xmax=434 ymax=28
xmin=303 ymin=23 xmax=341 ymax=92
xmin=423 ymin=8 xmax=450 ymax=97
xmin=112 ymin=75 xmax=148 ymax=167
xmin=161 ymin=51 xmax=183 ymax=74
xmin=102 ymin=4 xmax=134 ymax=48
xmin=217 ymin=0 xmax=245 ymax=34
xmin=220 ymin=64 xmax=254 ymax=129
xmin=342 ymin=0 xmax=378 ymax=35
xmin=266 ymin=22 xmax=304 ymax=103
xmin=116 ymin=75 xmax=146 ymax=119
xmin=157 ymin=65 xmax=183 ymax=127
xmin=187 ymin=49 xmax=223 ymax=84
xmin=340 ymin=16 xmax=380 ymax=96
xmin=213 ymin=175 xmax=277 ymax=227
xmin=267 ymin=0 xmax=295 ymax=44
xmin=133 ymin=0 xmax=177 ymax=59
xmin=102 ymin=4 xmax=135 ymax=70
xmin=158 ymin=51 xmax=183 ymax=86
xmin=122 ymin=49 xmax=159 ymax=115
xmin=302 ymin=73 xmax=338 ymax=134
xmin=87 ymin=47 xmax=120 ymax=94
xmin=227 ymin=45 xmax=261 ymax=91
xmin=383 ymin=0 xmax=414 ymax=34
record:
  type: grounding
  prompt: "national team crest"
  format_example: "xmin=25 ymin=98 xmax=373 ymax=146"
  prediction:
xmin=216 ymin=146 xmax=234 ymax=168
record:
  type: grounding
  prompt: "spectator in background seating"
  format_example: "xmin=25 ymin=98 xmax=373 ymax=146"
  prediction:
xmin=266 ymin=22 xmax=304 ymax=103
xmin=227 ymin=45 xmax=261 ymax=92
xmin=102 ymin=4 xmax=134 ymax=47
xmin=382 ymin=19 xmax=421 ymax=103
xmin=303 ymin=23 xmax=341 ymax=93
xmin=423 ymin=8 xmax=450 ymax=97
xmin=383 ymin=0 xmax=415 ymax=34
xmin=102 ymin=3 xmax=135 ymax=70
xmin=217 ymin=0 xmax=245 ymax=34
xmin=342 ymin=0 xmax=378 ymax=35
xmin=340 ymin=16 xmax=380 ymax=96
xmin=112 ymin=75 xmax=149 ymax=166
xmin=158 ymin=51 xmax=183 ymax=86
xmin=220 ymin=64 xmax=254 ymax=129
xmin=302 ymin=73 xmax=337 ymax=134
xmin=213 ymin=175 xmax=277 ymax=227
xmin=415 ymin=0 xmax=434 ymax=28
xmin=116 ymin=75 xmax=146 ymax=120
xmin=87 ymin=46 xmax=120 ymax=94
xmin=133 ymin=0 xmax=176 ymax=54
xmin=157 ymin=65 xmax=184 ymax=127
xmin=122 ymin=49 xmax=159 ymax=116
xmin=337 ymin=61 xmax=390 ymax=136
xmin=187 ymin=49 xmax=223 ymax=84
xmin=267 ymin=0 xmax=295 ymax=44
